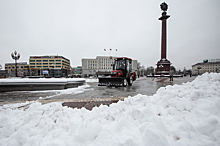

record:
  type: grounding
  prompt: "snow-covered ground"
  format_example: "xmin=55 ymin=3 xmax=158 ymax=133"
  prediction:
xmin=0 ymin=73 xmax=220 ymax=146
xmin=0 ymin=78 xmax=86 ymax=83
xmin=84 ymin=76 xmax=146 ymax=83
xmin=85 ymin=78 xmax=98 ymax=83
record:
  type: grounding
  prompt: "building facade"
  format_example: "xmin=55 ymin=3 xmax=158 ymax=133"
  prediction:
xmin=0 ymin=70 xmax=7 ymax=78
xmin=72 ymin=66 xmax=82 ymax=74
xmin=82 ymin=56 xmax=138 ymax=76
xmin=5 ymin=62 xmax=29 ymax=77
xmin=192 ymin=59 xmax=220 ymax=75
xmin=29 ymin=55 xmax=70 ymax=77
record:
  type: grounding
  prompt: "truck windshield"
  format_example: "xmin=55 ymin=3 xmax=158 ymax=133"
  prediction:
xmin=114 ymin=60 xmax=125 ymax=70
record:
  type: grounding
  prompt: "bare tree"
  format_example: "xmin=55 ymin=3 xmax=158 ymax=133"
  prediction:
xmin=146 ymin=66 xmax=155 ymax=75
xmin=170 ymin=66 xmax=176 ymax=72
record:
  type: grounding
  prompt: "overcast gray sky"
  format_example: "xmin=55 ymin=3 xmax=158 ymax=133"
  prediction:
xmin=0 ymin=0 xmax=220 ymax=70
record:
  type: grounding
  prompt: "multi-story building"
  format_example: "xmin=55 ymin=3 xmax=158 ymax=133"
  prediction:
xmin=29 ymin=55 xmax=70 ymax=77
xmin=5 ymin=62 xmax=29 ymax=77
xmin=0 ymin=70 xmax=7 ymax=78
xmin=82 ymin=56 xmax=138 ymax=76
xmin=192 ymin=59 xmax=220 ymax=75
xmin=72 ymin=66 xmax=82 ymax=74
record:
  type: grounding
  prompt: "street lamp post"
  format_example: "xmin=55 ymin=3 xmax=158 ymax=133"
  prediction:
xmin=11 ymin=51 xmax=20 ymax=77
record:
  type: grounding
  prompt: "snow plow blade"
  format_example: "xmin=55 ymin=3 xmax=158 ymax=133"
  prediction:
xmin=98 ymin=77 xmax=123 ymax=86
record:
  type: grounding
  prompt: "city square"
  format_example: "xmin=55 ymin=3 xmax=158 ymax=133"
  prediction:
xmin=0 ymin=1 xmax=220 ymax=146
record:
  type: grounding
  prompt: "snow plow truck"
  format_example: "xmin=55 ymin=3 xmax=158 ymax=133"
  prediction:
xmin=98 ymin=57 xmax=137 ymax=87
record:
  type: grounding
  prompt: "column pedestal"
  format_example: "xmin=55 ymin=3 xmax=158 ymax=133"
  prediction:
xmin=156 ymin=59 xmax=171 ymax=75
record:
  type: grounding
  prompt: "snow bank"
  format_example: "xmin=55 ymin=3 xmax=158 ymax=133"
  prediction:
xmin=0 ymin=73 xmax=220 ymax=146
xmin=85 ymin=78 xmax=98 ymax=83
xmin=38 ymin=84 xmax=92 ymax=100
xmin=0 ymin=78 xmax=85 ymax=83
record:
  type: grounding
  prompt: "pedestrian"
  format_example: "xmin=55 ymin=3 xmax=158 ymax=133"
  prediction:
xmin=169 ymin=69 xmax=174 ymax=81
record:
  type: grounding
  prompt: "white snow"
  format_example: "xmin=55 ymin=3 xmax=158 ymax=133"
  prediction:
xmin=0 ymin=73 xmax=220 ymax=146
xmin=85 ymin=78 xmax=98 ymax=83
xmin=38 ymin=84 xmax=92 ymax=100
xmin=0 ymin=78 xmax=86 ymax=83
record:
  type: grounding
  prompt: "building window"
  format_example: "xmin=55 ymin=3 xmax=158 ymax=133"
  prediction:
xmin=43 ymin=60 xmax=48 ymax=62
xmin=43 ymin=66 xmax=48 ymax=68
xmin=36 ymin=66 xmax=41 ymax=68
xmin=56 ymin=66 xmax=61 ymax=68
xmin=49 ymin=60 xmax=54 ymax=62
xmin=30 ymin=60 xmax=35 ymax=62
xmin=36 ymin=63 xmax=41 ymax=65
xmin=43 ymin=63 xmax=48 ymax=65
xmin=30 ymin=66 xmax=35 ymax=68
xmin=56 ymin=60 xmax=61 ymax=62
xmin=56 ymin=63 xmax=61 ymax=65
xmin=36 ymin=60 xmax=41 ymax=62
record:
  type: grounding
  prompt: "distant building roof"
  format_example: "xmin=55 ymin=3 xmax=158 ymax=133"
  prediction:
xmin=73 ymin=66 xmax=82 ymax=69
xmin=29 ymin=55 xmax=70 ymax=61
xmin=192 ymin=61 xmax=220 ymax=67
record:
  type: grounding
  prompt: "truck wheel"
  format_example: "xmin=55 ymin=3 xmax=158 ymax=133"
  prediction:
xmin=123 ymin=79 xmax=127 ymax=87
xmin=128 ymin=75 xmax=133 ymax=86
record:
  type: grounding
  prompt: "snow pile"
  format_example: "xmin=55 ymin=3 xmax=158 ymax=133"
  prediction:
xmin=38 ymin=84 xmax=92 ymax=100
xmin=0 ymin=78 xmax=85 ymax=83
xmin=85 ymin=78 xmax=98 ymax=83
xmin=59 ymin=84 xmax=92 ymax=95
xmin=0 ymin=73 xmax=220 ymax=146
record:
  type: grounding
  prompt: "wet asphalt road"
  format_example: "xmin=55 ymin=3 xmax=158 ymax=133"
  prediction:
xmin=54 ymin=78 xmax=168 ymax=99
xmin=0 ymin=76 xmax=196 ymax=103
